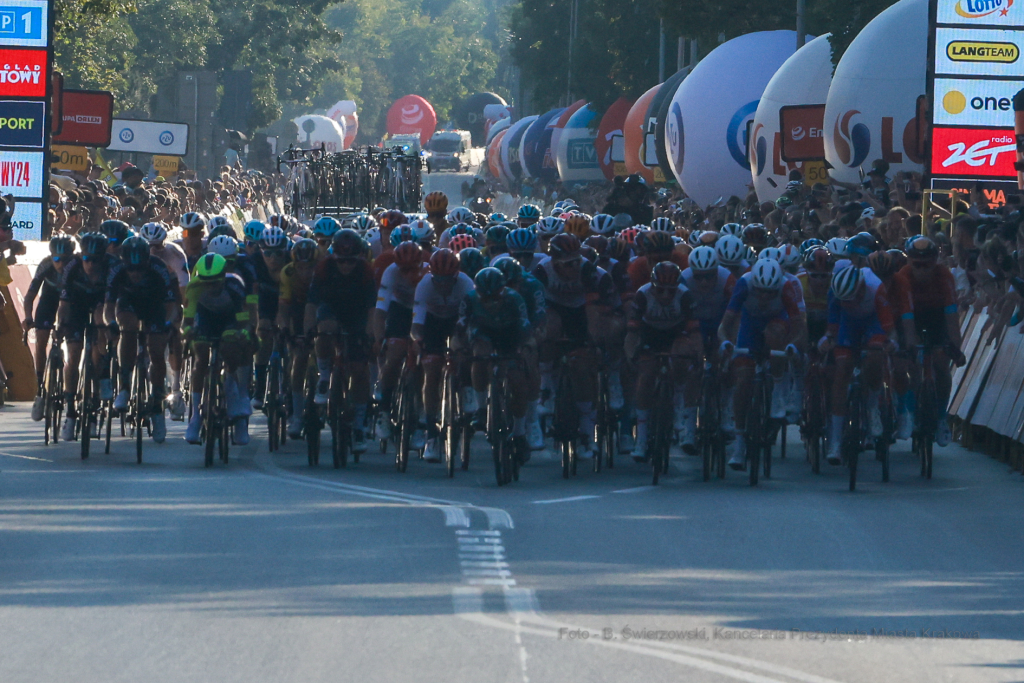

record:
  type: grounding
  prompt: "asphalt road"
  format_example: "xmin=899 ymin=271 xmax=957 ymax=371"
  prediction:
xmin=1 ymin=402 xmax=1023 ymax=683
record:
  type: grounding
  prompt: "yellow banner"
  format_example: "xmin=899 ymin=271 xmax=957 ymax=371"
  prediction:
xmin=94 ymin=149 xmax=118 ymax=185
xmin=51 ymin=145 xmax=90 ymax=172
xmin=153 ymin=155 xmax=180 ymax=176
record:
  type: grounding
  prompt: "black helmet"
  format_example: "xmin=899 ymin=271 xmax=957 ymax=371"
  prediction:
xmin=474 ymin=266 xmax=506 ymax=297
xmin=49 ymin=234 xmax=75 ymax=259
xmin=100 ymin=219 xmax=131 ymax=246
xmin=79 ymin=232 xmax=108 ymax=258
xmin=331 ymin=228 xmax=365 ymax=259
xmin=120 ymin=236 xmax=151 ymax=270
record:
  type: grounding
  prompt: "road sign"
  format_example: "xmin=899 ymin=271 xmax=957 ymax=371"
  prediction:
xmin=152 ymin=155 xmax=179 ymax=176
xmin=107 ymin=119 xmax=188 ymax=155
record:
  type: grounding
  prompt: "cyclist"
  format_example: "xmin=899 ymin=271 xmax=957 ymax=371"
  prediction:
xmin=105 ymin=236 xmax=179 ymax=443
xmin=141 ymin=221 xmax=190 ymax=420
xmin=55 ymin=232 xmax=118 ymax=441
xmin=307 ymin=229 xmax=377 ymax=452
xmin=889 ymin=237 xmax=965 ymax=446
xmin=276 ymin=238 xmax=319 ymax=438
xmin=423 ymin=191 xmax=449 ymax=236
xmin=508 ymin=227 xmax=543 ymax=272
xmin=715 ymin=234 xmax=749 ymax=280
xmin=176 ymin=212 xmax=207 ymax=272
xmin=516 ymin=204 xmax=542 ymax=229
xmin=718 ymin=259 xmax=806 ymax=469
xmin=252 ymin=226 xmax=290 ymax=410
xmin=459 ymin=266 xmax=533 ymax=457
xmin=485 ymin=225 xmax=511 ymax=264
xmin=818 ymin=265 xmax=898 ymax=465
xmin=25 ymin=235 xmax=75 ymax=421
xmin=181 ymin=253 xmax=253 ymax=444
xmin=459 ymin=246 xmax=487 ymax=280
xmin=412 ymin=248 xmax=475 ymax=462
xmin=627 ymin=230 xmax=687 ymax=294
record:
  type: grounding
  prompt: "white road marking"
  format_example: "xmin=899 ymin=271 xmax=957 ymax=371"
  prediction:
xmin=531 ymin=495 xmax=601 ymax=505
xmin=481 ymin=507 xmax=515 ymax=529
xmin=0 ymin=451 xmax=54 ymax=463
xmin=442 ymin=506 xmax=470 ymax=527
xmin=611 ymin=485 xmax=657 ymax=494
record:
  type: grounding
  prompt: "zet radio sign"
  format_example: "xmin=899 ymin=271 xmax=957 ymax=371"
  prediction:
xmin=936 ymin=0 xmax=1020 ymax=24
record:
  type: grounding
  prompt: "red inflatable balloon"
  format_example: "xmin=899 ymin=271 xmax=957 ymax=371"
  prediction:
xmin=595 ymin=97 xmax=635 ymax=180
xmin=385 ymin=95 xmax=437 ymax=146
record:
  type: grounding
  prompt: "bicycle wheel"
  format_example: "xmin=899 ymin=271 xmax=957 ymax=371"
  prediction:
xmin=925 ymin=441 xmax=933 ymax=480
xmin=220 ymin=416 xmax=230 ymax=464
xmin=488 ymin=372 xmax=508 ymax=486
xmin=561 ymin=441 xmax=570 ymax=479
xmin=845 ymin=395 xmax=862 ymax=492
xmin=104 ymin=402 xmax=113 ymax=455
xmin=441 ymin=365 xmax=457 ymax=478
xmin=650 ymin=375 xmax=673 ymax=486
xmin=268 ymin=359 xmax=280 ymax=452
xmin=552 ymin=364 xmax=577 ymax=477
xmin=134 ymin=360 xmax=145 ymax=465
xmin=331 ymin=376 xmax=349 ymax=470
xmin=879 ymin=389 xmax=893 ymax=483
xmin=748 ymin=378 xmax=763 ymax=487
xmin=204 ymin=374 xmax=217 ymax=468
xmin=397 ymin=373 xmax=416 ymax=473
xmin=594 ymin=372 xmax=607 ymax=474
xmin=80 ymin=347 xmax=94 ymax=460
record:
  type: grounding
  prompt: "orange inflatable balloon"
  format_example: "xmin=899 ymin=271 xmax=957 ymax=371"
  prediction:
xmin=623 ymin=84 xmax=662 ymax=183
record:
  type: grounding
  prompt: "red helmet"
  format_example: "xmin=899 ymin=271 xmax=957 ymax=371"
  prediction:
xmin=583 ymin=235 xmax=608 ymax=256
xmin=618 ymin=227 xmax=640 ymax=244
xmin=380 ymin=209 xmax=407 ymax=230
xmin=548 ymin=233 xmax=581 ymax=260
xmin=651 ymin=261 xmax=681 ymax=288
xmin=803 ymin=246 xmax=832 ymax=273
xmin=394 ymin=240 xmax=422 ymax=269
xmin=429 ymin=248 xmax=460 ymax=277
xmin=449 ymin=233 xmax=477 ymax=253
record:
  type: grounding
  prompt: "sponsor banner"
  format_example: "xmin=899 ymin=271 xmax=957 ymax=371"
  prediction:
xmin=0 ymin=149 xmax=41 ymax=195
xmin=934 ymin=28 xmax=1024 ymax=77
xmin=53 ymin=89 xmax=114 ymax=147
xmin=7 ymin=197 xmax=41 ymax=240
xmin=779 ymin=104 xmax=826 ymax=161
xmin=936 ymin=0 xmax=1021 ymax=26
xmin=50 ymin=144 xmax=88 ymax=172
xmin=930 ymin=126 xmax=1016 ymax=178
xmin=0 ymin=1 xmax=48 ymax=48
xmin=0 ymin=47 xmax=46 ymax=97
xmin=933 ymin=77 xmax=1018 ymax=126
xmin=567 ymin=138 xmax=598 ymax=169
xmin=0 ymin=98 xmax=43 ymax=147
xmin=931 ymin=176 xmax=1017 ymax=208
xmin=152 ymin=155 xmax=179 ymax=176
xmin=107 ymin=119 xmax=189 ymax=155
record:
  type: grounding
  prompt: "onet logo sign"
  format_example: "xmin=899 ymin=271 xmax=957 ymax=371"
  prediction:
xmin=946 ymin=41 xmax=1019 ymax=62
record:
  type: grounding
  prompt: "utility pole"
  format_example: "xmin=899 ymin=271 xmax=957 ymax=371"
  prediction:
xmin=677 ymin=36 xmax=685 ymax=71
xmin=796 ymin=0 xmax=806 ymax=49
xmin=567 ymin=0 xmax=579 ymax=105
xmin=659 ymin=19 xmax=666 ymax=82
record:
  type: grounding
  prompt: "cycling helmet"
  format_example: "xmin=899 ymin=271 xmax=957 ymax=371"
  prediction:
xmin=507 ymin=227 xmax=537 ymax=254
xmin=259 ymin=226 xmax=287 ymax=251
xmin=650 ymin=216 xmax=674 ymax=232
xmin=800 ymin=237 xmax=824 ymax=254
xmin=390 ymin=224 xmax=415 ymax=247
xmin=745 ymin=245 xmax=758 ymax=263
xmin=488 ymin=212 xmax=509 ymax=224
xmin=207 ymin=215 xmax=231 ymax=233
xmin=139 ymin=222 xmax=167 ymax=245
xmin=100 ymin=219 xmax=131 ymax=245
xmin=845 ymin=232 xmax=877 ymax=258
xmin=49 ymin=234 xmax=75 ymax=259
xmin=887 ymin=248 xmax=908 ymax=272
xmin=907 ymin=236 xmax=938 ymax=260
xmin=536 ymin=216 xmax=564 ymax=236
xmin=180 ymin=212 xmax=206 ymax=231
xmin=485 ymin=225 xmax=510 ymax=248
xmin=331 ymin=228 xmax=364 ymax=259
xmin=651 ymin=261 xmax=681 ymax=288
xmin=424 ymin=191 xmax=448 ymax=214
xmin=720 ymin=223 xmax=742 ymax=237
xmin=825 ymin=237 xmax=848 ymax=256
xmin=446 ymin=207 xmax=474 ymax=225
xmin=716 ymin=234 xmax=746 ymax=266
xmin=550 ymin=206 xmax=565 ymax=217
xmin=493 ymin=255 xmax=524 ymax=285
xmin=548 ymin=233 xmax=581 ymax=260
xmin=517 ymin=204 xmax=542 ymax=224
xmin=448 ymin=222 xmax=473 ymax=239
xmin=777 ymin=243 xmax=801 ymax=270
xmin=207 ymin=234 xmax=238 ymax=257
xmin=644 ymin=230 xmax=675 ymax=254
xmin=866 ymin=250 xmax=897 ymax=279
xmin=750 ymin=258 xmax=785 ymax=291
xmin=776 ymin=195 xmax=793 ymax=209
xmin=351 ymin=214 xmax=376 ymax=233
xmin=194 ymin=252 xmax=227 ymax=281
xmin=590 ymin=214 xmax=616 ymax=236
xmin=859 ymin=206 xmax=876 ymax=222
xmin=459 ymin=247 xmax=486 ymax=277
xmin=563 ymin=215 xmax=590 ymax=238
xmin=831 ymin=265 xmax=862 ymax=301
xmin=904 ymin=234 xmax=924 ymax=251
xmin=313 ymin=216 xmax=340 ymax=238
xmin=742 ymin=223 xmax=768 ymax=247
xmin=408 ymin=219 xmax=435 ymax=245
xmin=697 ymin=231 xmax=719 ymax=248
xmin=79 ymin=232 xmax=108 ymax=258
xmin=474 ymin=267 xmax=506 ymax=297
xmin=207 ymin=223 xmax=235 ymax=240
xmin=758 ymin=247 xmax=782 ymax=263
xmin=687 ymin=229 xmax=703 ymax=248
xmin=449 ymin=233 xmax=477 ymax=253
xmin=243 ymin=220 xmax=266 ymax=243
xmin=689 ymin=245 xmax=719 ymax=272
xmin=608 ymin=237 xmax=631 ymax=262
xmin=803 ymin=246 xmax=832 ymax=273
xmin=427 ymin=248 xmax=459 ymax=277
xmin=291 ymin=238 xmax=317 ymax=263
xmin=120 ymin=236 xmax=151 ymax=270
xmin=616 ymin=227 xmax=639 ymax=244
xmin=394 ymin=240 xmax=423 ymax=269
xmin=584 ymin=235 xmax=608 ymax=256
xmin=380 ymin=209 xmax=408 ymax=229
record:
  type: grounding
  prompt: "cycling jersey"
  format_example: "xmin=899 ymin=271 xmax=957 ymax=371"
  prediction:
xmin=531 ymin=259 xmax=619 ymax=309
xmin=278 ymin=262 xmax=314 ymax=311
xmin=25 ymin=257 xmax=63 ymax=328
xmin=308 ymin=259 xmax=377 ymax=330
xmin=514 ymin=273 xmax=547 ymax=332
xmin=412 ymin=272 xmax=475 ymax=323
xmin=630 ymin=283 xmax=698 ymax=331
xmin=377 ymin=262 xmax=427 ymax=312
xmin=827 ymin=278 xmax=894 ymax=355
xmin=626 ymin=252 xmax=688 ymax=294
xmin=59 ymin=254 xmax=121 ymax=340
xmin=459 ymin=288 xmax=531 ymax=352
xmin=890 ymin=263 xmax=957 ymax=347
xmin=107 ymin=259 xmax=177 ymax=332
xmin=183 ymin=273 xmax=249 ymax=341
xmin=728 ymin=271 xmax=804 ymax=352
xmin=150 ymin=242 xmax=189 ymax=289
xmin=253 ymin=251 xmax=284 ymax=321
xmin=798 ymin=271 xmax=830 ymax=341
xmin=681 ymin=265 xmax=735 ymax=339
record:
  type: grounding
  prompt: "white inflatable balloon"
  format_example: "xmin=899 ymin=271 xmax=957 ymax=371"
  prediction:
xmin=555 ymin=104 xmax=605 ymax=183
xmin=666 ymin=31 xmax=799 ymax=207
xmin=485 ymin=116 xmax=511 ymax=144
xmin=500 ymin=116 xmax=538 ymax=181
xmin=824 ymin=0 xmax=927 ymax=184
xmin=751 ymin=34 xmax=832 ymax=203
xmin=293 ymin=115 xmax=347 ymax=153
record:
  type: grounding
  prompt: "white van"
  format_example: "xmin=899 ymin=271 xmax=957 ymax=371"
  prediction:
xmin=425 ymin=129 xmax=473 ymax=172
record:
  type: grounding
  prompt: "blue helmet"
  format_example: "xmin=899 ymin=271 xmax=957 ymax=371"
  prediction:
xmin=507 ymin=227 xmax=537 ymax=253
xmin=390 ymin=224 xmax=415 ymax=247
xmin=313 ymin=216 xmax=340 ymax=237
xmin=243 ymin=220 xmax=266 ymax=242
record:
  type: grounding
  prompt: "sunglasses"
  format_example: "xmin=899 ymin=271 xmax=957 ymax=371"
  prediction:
xmin=554 ymin=257 xmax=582 ymax=268
xmin=82 ymin=255 xmax=100 ymax=262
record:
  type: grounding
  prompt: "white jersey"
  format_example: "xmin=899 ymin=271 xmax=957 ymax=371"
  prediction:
xmin=152 ymin=242 xmax=189 ymax=289
xmin=376 ymin=262 xmax=421 ymax=311
xmin=413 ymin=272 xmax=475 ymax=324
xmin=369 ymin=232 xmax=384 ymax=259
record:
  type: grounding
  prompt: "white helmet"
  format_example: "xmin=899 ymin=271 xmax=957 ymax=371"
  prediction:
xmin=750 ymin=258 xmax=785 ymax=291
xmin=720 ymin=223 xmax=742 ymax=237
xmin=409 ymin=218 xmax=435 ymax=244
xmin=687 ymin=229 xmax=703 ymax=248
xmin=206 ymin=234 xmax=238 ymax=257
xmin=825 ymin=237 xmax=848 ymax=256
xmin=537 ymin=216 xmax=564 ymax=236
xmin=260 ymin=226 xmax=288 ymax=250
xmin=650 ymin=216 xmax=673 ymax=232
xmin=688 ymin=245 xmax=719 ymax=272
xmin=447 ymin=207 xmax=475 ymax=224
xmin=777 ymin=243 xmax=801 ymax=270
xmin=590 ymin=213 xmax=616 ymax=235
xmin=180 ymin=212 xmax=205 ymax=231
xmin=365 ymin=227 xmax=380 ymax=243
xmin=831 ymin=265 xmax=862 ymax=301
xmin=758 ymin=247 xmax=782 ymax=263
xmin=715 ymin=234 xmax=745 ymax=266
xmin=140 ymin=221 xmax=166 ymax=244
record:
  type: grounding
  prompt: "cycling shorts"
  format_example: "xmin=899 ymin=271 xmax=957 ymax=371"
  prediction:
xmin=59 ymin=300 xmax=102 ymax=342
xmin=116 ymin=297 xmax=169 ymax=334
xmin=834 ymin=314 xmax=886 ymax=359
xmin=33 ymin=289 xmax=59 ymax=330
xmin=913 ymin=307 xmax=949 ymax=348
xmin=737 ymin=311 xmax=789 ymax=354
xmin=471 ymin=328 xmax=520 ymax=355
xmin=258 ymin=288 xmax=279 ymax=322
xmin=422 ymin=312 xmax=457 ymax=356
xmin=547 ymin=301 xmax=588 ymax=348
xmin=640 ymin=323 xmax=687 ymax=354
xmin=384 ymin=302 xmax=414 ymax=340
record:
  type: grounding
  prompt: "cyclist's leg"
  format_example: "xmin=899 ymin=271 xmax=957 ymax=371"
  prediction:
xmin=187 ymin=340 xmax=212 ymax=443
xmin=313 ymin=307 xmax=339 ymax=404
xmin=222 ymin=329 xmax=251 ymax=444
xmin=519 ymin=340 xmax=543 ymax=449
xmin=598 ymin=309 xmax=626 ymax=409
xmin=343 ymin=328 xmax=371 ymax=451
xmin=764 ymin=317 xmax=790 ymax=419
xmin=728 ymin=314 xmax=764 ymax=466
xmin=672 ymin=330 xmax=703 ymax=453
xmin=376 ymin=303 xmax=412 ymax=403
xmin=114 ymin=302 xmax=141 ymax=410
xmin=537 ymin=306 xmax=564 ymax=414
xmin=254 ymin=313 xmax=275 ymax=407
xmin=167 ymin=305 xmax=184 ymax=413
xmin=287 ymin=327 xmax=311 ymax=437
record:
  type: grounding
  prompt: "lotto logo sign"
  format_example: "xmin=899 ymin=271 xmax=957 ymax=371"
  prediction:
xmin=0 ymin=48 xmax=46 ymax=97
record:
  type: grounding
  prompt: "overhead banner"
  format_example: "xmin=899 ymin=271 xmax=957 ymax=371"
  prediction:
xmin=107 ymin=119 xmax=189 ymax=155
xmin=53 ymin=89 xmax=113 ymax=146
xmin=928 ymin=0 xmax=1022 ymax=197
